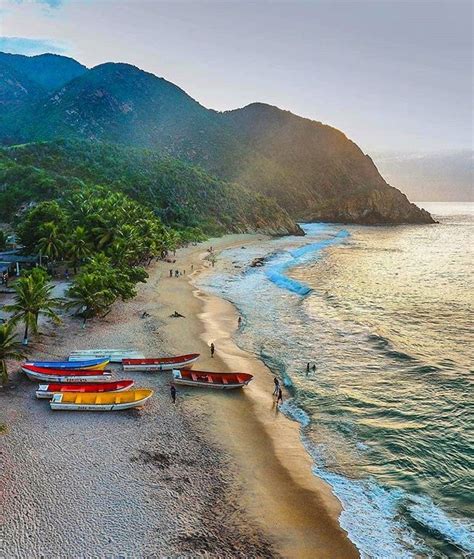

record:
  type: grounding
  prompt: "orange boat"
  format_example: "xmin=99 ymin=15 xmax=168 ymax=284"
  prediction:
xmin=172 ymin=369 xmax=253 ymax=389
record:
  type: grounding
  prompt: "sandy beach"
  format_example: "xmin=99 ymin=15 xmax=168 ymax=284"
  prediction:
xmin=0 ymin=234 xmax=358 ymax=558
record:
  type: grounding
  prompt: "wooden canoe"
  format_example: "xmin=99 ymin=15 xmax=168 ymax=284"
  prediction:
xmin=122 ymin=353 xmax=200 ymax=371
xmin=36 ymin=380 xmax=134 ymax=399
xmin=22 ymin=364 xmax=111 ymax=383
xmin=49 ymin=389 xmax=153 ymax=411
xmin=172 ymin=369 xmax=253 ymax=389
xmin=69 ymin=350 xmax=145 ymax=363
xmin=24 ymin=358 xmax=109 ymax=371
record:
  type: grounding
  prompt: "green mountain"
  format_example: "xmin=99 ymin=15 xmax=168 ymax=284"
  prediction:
xmin=0 ymin=140 xmax=301 ymax=236
xmin=0 ymin=52 xmax=87 ymax=92
xmin=0 ymin=53 xmax=434 ymax=225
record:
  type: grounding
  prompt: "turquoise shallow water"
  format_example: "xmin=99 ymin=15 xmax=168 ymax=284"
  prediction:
xmin=199 ymin=203 xmax=473 ymax=558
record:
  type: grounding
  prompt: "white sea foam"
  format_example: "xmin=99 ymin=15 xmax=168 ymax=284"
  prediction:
xmin=200 ymin=221 xmax=473 ymax=558
xmin=279 ymin=399 xmax=311 ymax=427
xmin=408 ymin=494 xmax=474 ymax=553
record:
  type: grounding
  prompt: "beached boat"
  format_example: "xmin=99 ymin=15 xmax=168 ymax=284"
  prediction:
xmin=22 ymin=364 xmax=111 ymax=383
xmin=24 ymin=358 xmax=109 ymax=371
xmin=172 ymin=369 xmax=253 ymax=389
xmin=68 ymin=350 xmax=145 ymax=363
xmin=122 ymin=353 xmax=200 ymax=371
xmin=36 ymin=379 xmax=134 ymax=399
xmin=49 ymin=389 xmax=153 ymax=411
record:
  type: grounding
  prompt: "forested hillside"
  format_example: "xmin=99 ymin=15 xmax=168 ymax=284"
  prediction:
xmin=0 ymin=53 xmax=434 ymax=225
xmin=0 ymin=140 xmax=301 ymax=236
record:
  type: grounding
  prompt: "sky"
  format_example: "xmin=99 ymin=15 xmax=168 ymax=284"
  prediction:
xmin=0 ymin=0 xmax=472 ymax=160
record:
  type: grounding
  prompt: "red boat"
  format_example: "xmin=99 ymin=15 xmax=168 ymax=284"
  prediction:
xmin=36 ymin=379 xmax=135 ymax=399
xmin=22 ymin=364 xmax=111 ymax=383
xmin=122 ymin=353 xmax=200 ymax=371
xmin=172 ymin=369 xmax=253 ymax=389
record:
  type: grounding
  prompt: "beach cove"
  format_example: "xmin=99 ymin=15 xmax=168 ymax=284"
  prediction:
xmin=0 ymin=234 xmax=357 ymax=559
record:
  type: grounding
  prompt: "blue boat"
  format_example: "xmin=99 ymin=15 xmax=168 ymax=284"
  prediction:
xmin=23 ymin=358 xmax=109 ymax=371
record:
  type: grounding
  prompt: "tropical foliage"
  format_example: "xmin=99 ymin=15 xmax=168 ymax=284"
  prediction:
xmin=0 ymin=140 xmax=297 ymax=234
xmin=0 ymin=320 xmax=25 ymax=385
xmin=66 ymin=254 xmax=147 ymax=322
xmin=4 ymin=267 xmax=62 ymax=344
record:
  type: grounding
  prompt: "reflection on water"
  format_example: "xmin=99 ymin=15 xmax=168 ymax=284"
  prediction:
xmin=199 ymin=203 xmax=473 ymax=558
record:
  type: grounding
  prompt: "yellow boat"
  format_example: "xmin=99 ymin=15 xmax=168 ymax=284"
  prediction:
xmin=50 ymin=389 xmax=153 ymax=411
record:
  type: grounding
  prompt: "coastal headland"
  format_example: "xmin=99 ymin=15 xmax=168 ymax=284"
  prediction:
xmin=0 ymin=234 xmax=358 ymax=558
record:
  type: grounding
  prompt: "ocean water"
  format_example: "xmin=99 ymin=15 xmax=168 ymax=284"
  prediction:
xmin=198 ymin=202 xmax=474 ymax=558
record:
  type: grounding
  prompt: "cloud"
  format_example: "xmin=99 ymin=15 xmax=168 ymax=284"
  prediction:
xmin=8 ymin=0 xmax=63 ymax=7
xmin=37 ymin=0 xmax=63 ymax=7
xmin=0 ymin=36 xmax=66 ymax=55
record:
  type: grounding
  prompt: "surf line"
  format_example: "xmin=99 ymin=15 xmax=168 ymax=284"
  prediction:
xmin=265 ymin=228 xmax=349 ymax=296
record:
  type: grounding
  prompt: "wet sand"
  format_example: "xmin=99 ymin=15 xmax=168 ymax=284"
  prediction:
xmin=0 ymin=234 xmax=358 ymax=558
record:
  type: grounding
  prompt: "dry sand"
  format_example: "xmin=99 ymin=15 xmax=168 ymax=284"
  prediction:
xmin=0 ymin=234 xmax=358 ymax=558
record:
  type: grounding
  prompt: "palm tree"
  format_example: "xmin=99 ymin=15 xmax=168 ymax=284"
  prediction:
xmin=66 ymin=273 xmax=116 ymax=325
xmin=67 ymin=226 xmax=92 ymax=274
xmin=4 ymin=269 xmax=63 ymax=345
xmin=37 ymin=222 xmax=66 ymax=273
xmin=0 ymin=320 xmax=25 ymax=385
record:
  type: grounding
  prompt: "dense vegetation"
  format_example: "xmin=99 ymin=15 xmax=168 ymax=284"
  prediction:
xmin=0 ymin=53 xmax=433 ymax=224
xmin=0 ymin=140 xmax=299 ymax=235
xmin=14 ymin=188 xmax=177 ymax=320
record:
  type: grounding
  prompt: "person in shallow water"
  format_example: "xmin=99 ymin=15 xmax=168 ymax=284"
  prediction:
xmin=277 ymin=387 xmax=283 ymax=405
xmin=210 ymin=342 xmax=215 ymax=358
xmin=306 ymin=362 xmax=310 ymax=373
xmin=273 ymin=377 xmax=280 ymax=396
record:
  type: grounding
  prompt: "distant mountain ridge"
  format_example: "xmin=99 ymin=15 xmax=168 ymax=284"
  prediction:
xmin=0 ymin=52 xmax=434 ymax=225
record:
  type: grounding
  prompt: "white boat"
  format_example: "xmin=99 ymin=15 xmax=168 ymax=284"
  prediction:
xmin=68 ymin=349 xmax=145 ymax=363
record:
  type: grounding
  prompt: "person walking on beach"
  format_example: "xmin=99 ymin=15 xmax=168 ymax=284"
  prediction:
xmin=210 ymin=342 xmax=215 ymax=358
xmin=170 ymin=384 xmax=177 ymax=404
xmin=273 ymin=377 xmax=280 ymax=396
xmin=277 ymin=387 xmax=283 ymax=405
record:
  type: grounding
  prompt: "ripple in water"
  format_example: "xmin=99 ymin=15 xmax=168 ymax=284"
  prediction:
xmin=199 ymin=205 xmax=474 ymax=558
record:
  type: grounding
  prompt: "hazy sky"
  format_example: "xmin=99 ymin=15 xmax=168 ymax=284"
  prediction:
xmin=0 ymin=0 xmax=472 ymax=155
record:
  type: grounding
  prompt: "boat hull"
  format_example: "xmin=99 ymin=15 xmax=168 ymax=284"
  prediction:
xmin=22 ymin=365 xmax=111 ymax=383
xmin=36 ymin=380 xmax=134 ymax=399
xmin=172 ymin=369 xmax=253 ymax=389
xmin=172 ymin=378 xmax=249 ymax=390
xmin=49 ymin=389 xmax=153 ymax=411
xmin=26 ymin=371 xmax=111 ymax=382
xmin=24 ymin=358 xmax=109 ymax=371
xmin=122 ymin=353 xmax=200 ymax=371
xmin=69 ymin=350 xmax=145 ymax=363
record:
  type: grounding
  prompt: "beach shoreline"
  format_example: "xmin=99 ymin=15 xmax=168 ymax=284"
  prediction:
xmin=0 ymin=233 xmax=358 ymax=558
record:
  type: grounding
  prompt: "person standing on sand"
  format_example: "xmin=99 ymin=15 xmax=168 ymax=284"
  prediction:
xmin=273 ymin=377 xmax=280 ymax=396
xmin=277 ymin=387 xmax=283 ymax=405
xmin=210 ymin=342 xmax=215 ymax=358
xmin=170 ymin=269 xmax=173 ymax=277
xmin=170 ymin=384 xmax=176 ymax=404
